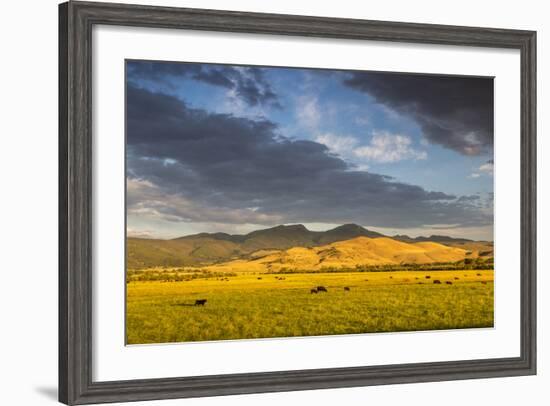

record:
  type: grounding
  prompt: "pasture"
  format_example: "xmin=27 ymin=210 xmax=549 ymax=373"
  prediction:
xmin=126 ymin=269 xmax=494 ymax=344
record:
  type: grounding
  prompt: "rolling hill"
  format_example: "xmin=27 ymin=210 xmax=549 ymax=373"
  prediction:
xmin=205 ymin=236 xmax=470 ymax=273
xmin=127 ymin=224 xmax=492 ymax=268
xmin=127 ymin=237 xmax=245 ymax=268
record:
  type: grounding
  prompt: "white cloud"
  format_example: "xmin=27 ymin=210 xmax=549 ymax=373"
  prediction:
xmin=354 ymin=131 xmax=428 ymax=163
xmin=127 ymin=177 xmax=158 ymax=194
xmin=479 ymin=161 xmax=494 ymax=175
xmin=315 ymin=133 xmax=359 ymax=156
xmin=468 ymin=160 xmax=493 ymax=178
xmin=220 ymin=88 xmax=267 ymax=120
xmin=127 ymin=228 xmax=154 ymax=239
xmin=296 ymin=95 xmax=321 ymax=129
xmin=353 ymin=163 xmax=370 ymax=171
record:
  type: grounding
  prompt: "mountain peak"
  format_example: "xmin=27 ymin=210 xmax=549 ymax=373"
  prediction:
xmin=277 ymin=224 xmax=308 ymax=231
xmin=325 ymin=223 xmax=384 ymax=239
xmin=254 ymin=224 xmax=309 ymax=234
xmin=331 ymin=223 xmax=365 ymax=231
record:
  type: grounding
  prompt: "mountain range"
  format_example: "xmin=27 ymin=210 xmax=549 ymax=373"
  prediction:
xmin=127 ymin=224 xmax=492 ymax=269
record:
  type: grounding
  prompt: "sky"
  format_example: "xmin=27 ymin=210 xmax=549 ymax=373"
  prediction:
xmin=126 ymin=60 xmax=494 ymax=241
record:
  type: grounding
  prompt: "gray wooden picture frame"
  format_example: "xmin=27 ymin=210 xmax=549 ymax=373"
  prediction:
xmin=59 ymin=1 xmax=537 ymax=404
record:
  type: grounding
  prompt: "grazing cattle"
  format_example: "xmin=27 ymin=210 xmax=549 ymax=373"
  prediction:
xmin=317 ymin=286 xmax=328 ymax=292
xmin=194 ymin=299 xmax=207 ymax=306
xmin=481 ymin=281 xmax=488 ymax=285
xmin=477 ymin=273 xmax=482 ymax=276
xmin=389 ymin=276 xmax=393 ymax=279
xmin=454 ymin=277 xmax=459 ymax=280
xmin=310 ymin=289 xmax=318 ymax=294
xmin=257 ymin=277 xmax=262 ymax=280
xmin=364 ymin=279 xmax=369 ymax=282
xmin=446 ymin=281 xmax=453 ymax=285
xmin=425 ymin=275 xmax=431 ymax=279
xmin=433 ymin=280 xmax=441 ymax=284
xmin=344 ymin=287 xmax=350 ymax=291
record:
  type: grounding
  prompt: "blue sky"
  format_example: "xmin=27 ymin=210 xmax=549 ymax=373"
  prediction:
xmin=126 ymin=61 xmax=494 ymax=240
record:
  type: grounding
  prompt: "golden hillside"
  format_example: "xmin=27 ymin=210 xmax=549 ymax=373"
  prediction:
xmin=206 ymin=236 xmax=468 ymax=273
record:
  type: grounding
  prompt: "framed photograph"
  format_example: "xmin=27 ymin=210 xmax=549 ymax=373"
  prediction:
xmin=59 ymin=1 xmax=536 ymax=404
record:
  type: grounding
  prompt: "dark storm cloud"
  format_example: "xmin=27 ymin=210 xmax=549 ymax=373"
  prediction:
xmin=344 ymin=72 xmax=494 ymax=156
xmin=127 ymin=61 xmax=281 ymax=109
xmin=127 ymin=85 xmax=491 ymax=228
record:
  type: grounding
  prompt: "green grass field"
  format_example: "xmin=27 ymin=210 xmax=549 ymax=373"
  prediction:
xmin=126 ymin=269 xmax=494 ymax=344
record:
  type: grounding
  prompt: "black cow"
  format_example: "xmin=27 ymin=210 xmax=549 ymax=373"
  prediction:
xmin=344 ymin=287 xmax=350 ymax=291
xmin=194 ymin=299 xmax=207 ymax=306
xmin=310 ymin=288 xmax=318 ymax=294
xmin=317 ymin=286 xmax=328 ymax=292
xmin=433 ymin=280 xmax=441 ymax=284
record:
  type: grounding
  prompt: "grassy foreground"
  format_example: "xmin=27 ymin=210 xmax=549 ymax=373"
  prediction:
xmin=126 ymin=269 xmax=494 ymax=344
